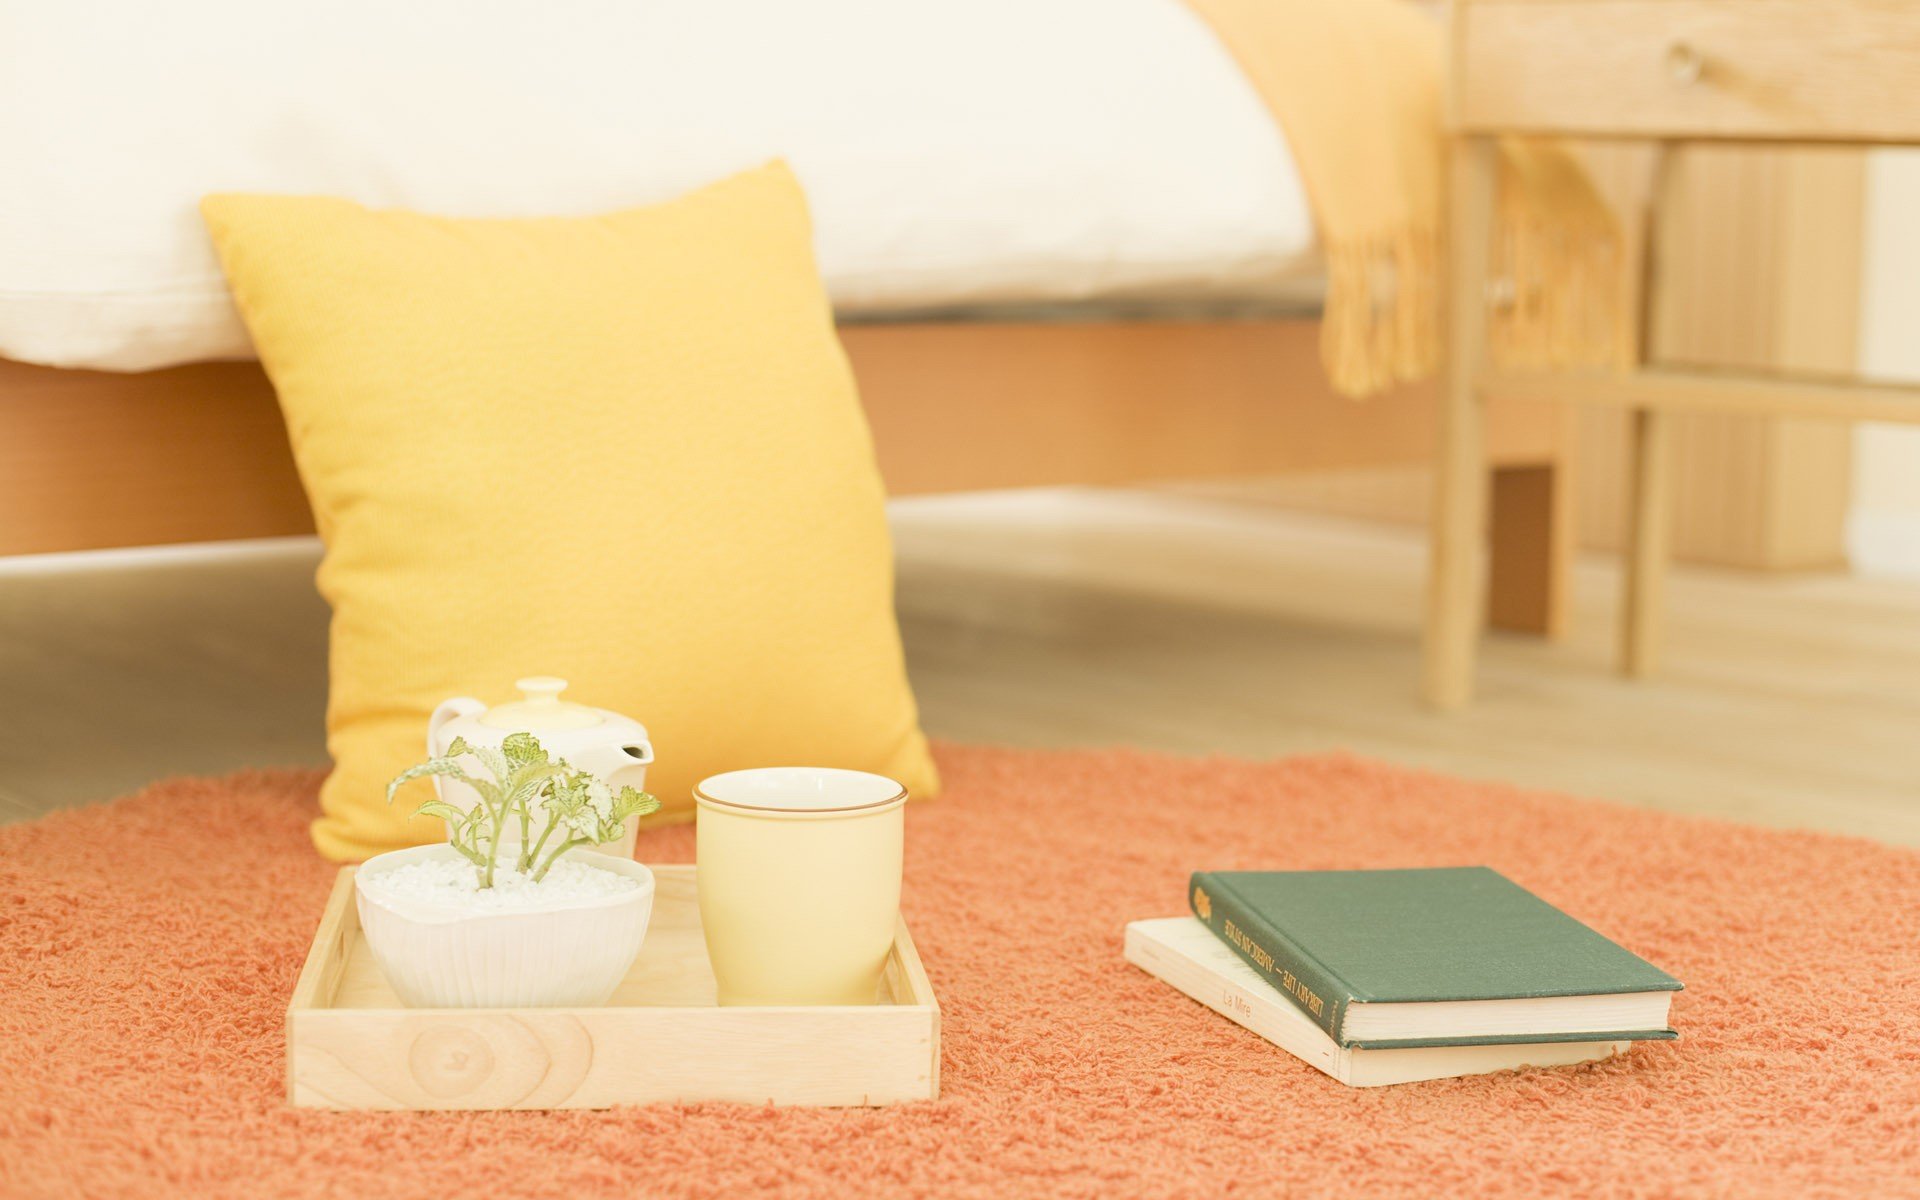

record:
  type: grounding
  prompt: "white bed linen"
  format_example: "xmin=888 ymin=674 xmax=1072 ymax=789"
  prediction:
xmin=0 ymin=0 xmax=1316 ymax=372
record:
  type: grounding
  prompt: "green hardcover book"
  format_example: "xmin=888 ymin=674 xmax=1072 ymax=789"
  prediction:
xmin=1188 ymin=867 xmax=1683 ymax=1049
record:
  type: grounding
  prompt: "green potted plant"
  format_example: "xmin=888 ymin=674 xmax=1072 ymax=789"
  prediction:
xmin=354 ymin=731 xmax=662 ymax=1008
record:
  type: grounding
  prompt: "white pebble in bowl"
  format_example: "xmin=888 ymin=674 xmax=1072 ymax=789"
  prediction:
xmin=361 ymin=857 xmax=642 ymax=916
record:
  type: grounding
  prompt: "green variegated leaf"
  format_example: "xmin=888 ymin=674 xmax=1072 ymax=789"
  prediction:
xmin=537 ymin=772 xmax=597 ymax=840
xmin=505 ymin=762 xmax=569 ymax=810
xmin=410 ymin=798 xmax=468 ymax=826
xmin=501 ymin=731 xmax=548 ymax=767
xmin=543 ymin=774 xmax=588 ymax=814
xmin=385 ymin=757 xmax=482 ymax=805
xmin=466 ymin=778 xmax=506 ymax=811
xmin=463 ymin=744 xmax=511 ymax=786
xmin=434 ymin=734 xmax=505 ymax=801
xmin=611 ymin=787 xmax=662 ymax=823
xmin=514 ymin=759 xmax=569 ymax=787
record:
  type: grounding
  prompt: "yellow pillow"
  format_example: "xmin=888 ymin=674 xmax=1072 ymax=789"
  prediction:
xmin=202 ymin=163 xmax=937 ymax=861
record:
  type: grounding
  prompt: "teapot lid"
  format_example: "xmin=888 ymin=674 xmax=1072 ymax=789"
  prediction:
xmin=478 ymin=677 xmax=604 ymax=732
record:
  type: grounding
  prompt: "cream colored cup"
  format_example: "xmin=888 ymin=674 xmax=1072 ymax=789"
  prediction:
xmin=694 ymin=767 xmax=906 ymax=1006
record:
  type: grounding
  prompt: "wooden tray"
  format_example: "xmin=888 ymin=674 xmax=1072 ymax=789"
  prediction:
xmin=287 ymin=865 xmax=940 ymax=1110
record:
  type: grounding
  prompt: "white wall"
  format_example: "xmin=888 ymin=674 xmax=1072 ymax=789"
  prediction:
xmin=1852 ymin=151 xmax=1920 ymax=580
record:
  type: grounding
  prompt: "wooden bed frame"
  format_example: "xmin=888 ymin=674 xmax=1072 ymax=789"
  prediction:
xmin=0 ymin=315 xmax=1569 ymax=702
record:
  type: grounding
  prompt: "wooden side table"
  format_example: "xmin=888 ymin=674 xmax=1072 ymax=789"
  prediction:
xmin=1427 ymin=0 xmax=1920 ymax=708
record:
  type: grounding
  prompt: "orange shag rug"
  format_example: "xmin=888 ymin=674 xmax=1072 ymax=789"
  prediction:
xmin=4 ymin=744 xmax=1920 ymax=1199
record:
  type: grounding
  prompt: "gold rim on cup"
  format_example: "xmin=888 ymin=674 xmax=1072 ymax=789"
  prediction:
xmin=693 ymin=767 xmax=908 ymax=817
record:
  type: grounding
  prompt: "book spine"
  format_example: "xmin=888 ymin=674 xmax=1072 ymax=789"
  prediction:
xmin=1189 ymin=871 xmax=1350 ymax=1041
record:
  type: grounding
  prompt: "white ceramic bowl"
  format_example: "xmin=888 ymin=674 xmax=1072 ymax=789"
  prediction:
xmin=354 ymin=844 xmax=655 ymax=1008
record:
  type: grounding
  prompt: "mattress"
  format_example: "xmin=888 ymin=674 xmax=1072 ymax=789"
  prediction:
xmin=0 ymin=0 xmax=1318 ymax=373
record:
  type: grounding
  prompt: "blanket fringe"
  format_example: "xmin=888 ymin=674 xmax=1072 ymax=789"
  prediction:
xmin=1319 ymin=228 xmax=1440 ymax=399
xmin=1319 ymin=157 xmax=1627 ymax=399
xmin=1489 ymin=215 xmax=1627 ymax=374
xmin=1486 ymin=138 xmax=1630 ymax=381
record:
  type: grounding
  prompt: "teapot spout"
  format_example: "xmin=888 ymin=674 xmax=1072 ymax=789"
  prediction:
xmin=570 ymin=741 xmax=654 ymax=792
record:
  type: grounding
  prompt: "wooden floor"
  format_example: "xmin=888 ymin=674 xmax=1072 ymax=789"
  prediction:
xmin=4 ymin=484 xmax=1917 ymax=845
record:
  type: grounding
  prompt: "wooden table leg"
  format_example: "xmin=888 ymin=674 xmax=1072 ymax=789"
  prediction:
xmin=1622 ymin=404 xmax=1673 ymax=676
xmin=1425 ymin=136 xmax=1498 ymax=709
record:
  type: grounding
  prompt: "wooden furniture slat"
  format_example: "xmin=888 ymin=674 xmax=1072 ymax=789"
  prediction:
xmin=849 ymin=320 xmax=1565 ymax=487
xmin=1457 ymin=0 xmax=1920 ymax=143
xmin=284 ymin=870 xmax=359 ymax=1099
xmin=0 ymin=320 xmax=1566 ymax=557
xmin=1623 ymin=409 xmax=1675 ymax=677
xmin=287 ymin=864 xmax=940 ymax=1110
xmin=1425 ymin=137 xmax=1500 ymax=710
xmin=0 ymin=359 xmax=315 ymax=556
xmin=1485 ymin=367 xmax=1920 ymax=425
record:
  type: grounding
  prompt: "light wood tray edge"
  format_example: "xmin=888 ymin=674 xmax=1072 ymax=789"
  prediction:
xmin=286 ymin=865 xmax=940 ymax=1110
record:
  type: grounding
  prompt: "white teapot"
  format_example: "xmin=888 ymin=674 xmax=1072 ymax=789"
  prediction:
xmin=427 ymin=676 xmax=655 ymax=859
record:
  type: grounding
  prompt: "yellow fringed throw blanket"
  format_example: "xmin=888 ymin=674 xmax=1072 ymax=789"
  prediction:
xmin=1182 ymin=0 xmax=1622 ymax=397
